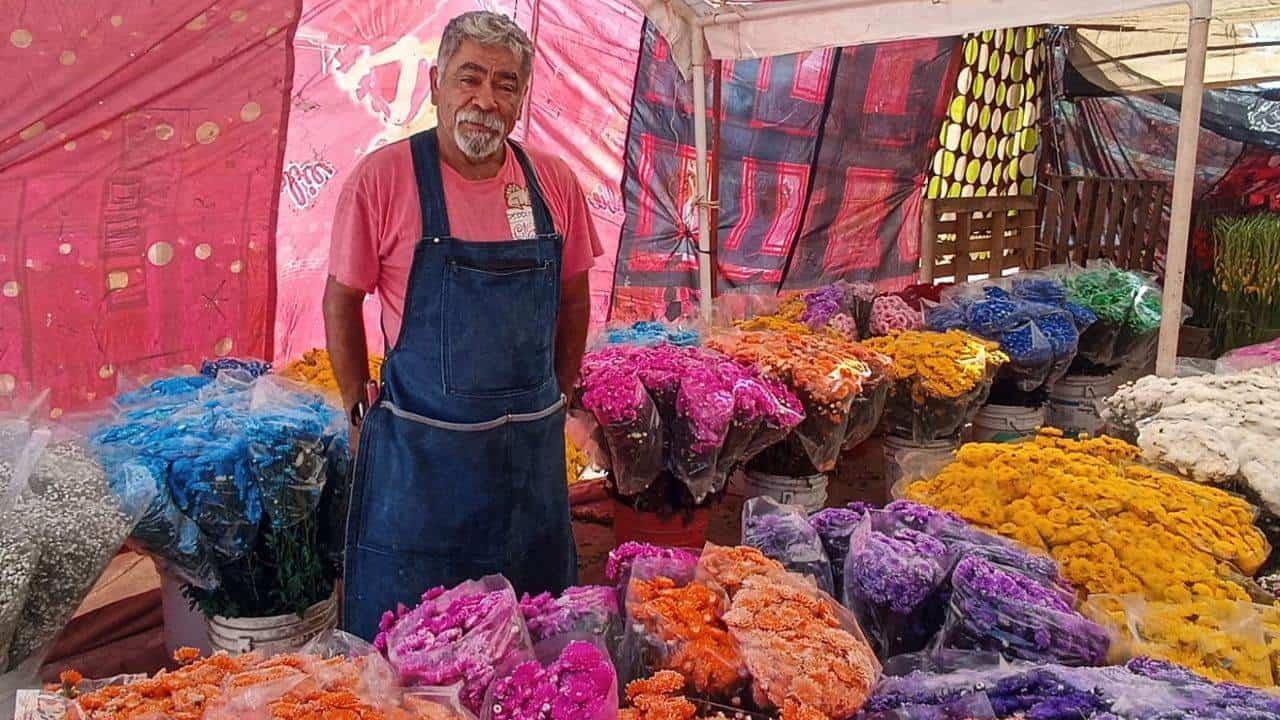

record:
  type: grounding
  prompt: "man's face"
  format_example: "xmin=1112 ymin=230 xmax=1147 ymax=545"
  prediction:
xmin=431 ymin=39 xmax=525 ymax=162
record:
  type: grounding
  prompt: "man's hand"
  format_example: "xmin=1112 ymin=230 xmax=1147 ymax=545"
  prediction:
xmin=556 ymin=272 xmax=591 ymax=396
xmin=324 ymin=276 xmax=373 ymax=451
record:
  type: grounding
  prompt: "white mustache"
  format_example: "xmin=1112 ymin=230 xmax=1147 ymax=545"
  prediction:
xmin=456 ymin=109 xmax=504 ymax=134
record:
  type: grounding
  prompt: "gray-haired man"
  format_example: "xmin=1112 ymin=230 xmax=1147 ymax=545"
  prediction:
xmin=324 ymin=11 xmax=600 ymax=638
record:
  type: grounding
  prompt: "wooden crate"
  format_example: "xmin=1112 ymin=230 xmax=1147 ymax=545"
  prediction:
xmin=921 ymin=196 xmax=1039 ymax=283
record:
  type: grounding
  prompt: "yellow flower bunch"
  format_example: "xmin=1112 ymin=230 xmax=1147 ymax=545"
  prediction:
xmin=861 ymin=329 xmax=1007 ymax=401
xmin=1085 ymin=594 xmax=1280 ymax=687
xmin=735 ymin=315 xmax=814 ymax=335
xmin=280 ymin=349 xmax=384 ymax=393
xmin=566 ymin=435 xmax=589 ymax=486
xmin=905 ymin=429 xmax=1269 ymax=603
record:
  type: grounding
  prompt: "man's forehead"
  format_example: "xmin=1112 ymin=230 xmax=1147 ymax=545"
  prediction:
xmin=446 ymin=39 xmax=522 ymax=75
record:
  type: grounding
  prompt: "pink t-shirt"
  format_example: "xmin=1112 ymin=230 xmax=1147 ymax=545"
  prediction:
xmin=329 ymin=137 xmax=603 ymax=345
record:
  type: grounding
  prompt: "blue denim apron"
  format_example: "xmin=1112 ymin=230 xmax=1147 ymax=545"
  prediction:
xmin=341 ymin=129 xmax=577 ymax=640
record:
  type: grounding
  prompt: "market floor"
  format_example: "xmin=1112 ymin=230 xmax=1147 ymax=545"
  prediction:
xmin=572 ymin=437 xmax=889 ymax=585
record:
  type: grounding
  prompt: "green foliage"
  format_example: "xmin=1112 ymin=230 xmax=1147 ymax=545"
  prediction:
xmin=1212 ymin=214 xmax=1280 ymax=352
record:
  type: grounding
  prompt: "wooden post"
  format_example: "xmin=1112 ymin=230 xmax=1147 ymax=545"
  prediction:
xmin=1157 ymin=0 xmax=1212 ymax=377
xmin=921 ymin=197 xmax=937 ymax=283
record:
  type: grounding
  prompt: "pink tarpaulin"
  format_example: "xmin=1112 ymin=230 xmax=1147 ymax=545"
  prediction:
xmin=0 ymin=1 xmax=295 ymax=413
xmin=275 ymin=0 xmax=642 ymax=359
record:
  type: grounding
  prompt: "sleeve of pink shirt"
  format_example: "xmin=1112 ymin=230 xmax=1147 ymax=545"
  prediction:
xmin=328 ymin=153 xmax=387 ymax=294
xmin=539 ymin=155 xmax=605 ymax=281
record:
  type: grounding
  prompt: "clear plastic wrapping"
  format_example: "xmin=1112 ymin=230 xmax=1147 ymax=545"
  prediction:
xmin=934 ymin=555 xmax=1109 ymax=666
xmin=379 ymin=575 xmax=533 ymax=716
xmin=481 ymin=634 xmax=619 ymax=720
xmin=623 ymin=555 xmax=749 ymax=699
xmin=740 ymin=497 xmax=833 ymax=595
xmin=842 ymin=511 xmax=952 ymax=658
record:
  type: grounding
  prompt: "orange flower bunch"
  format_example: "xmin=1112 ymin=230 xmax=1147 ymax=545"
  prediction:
xmin=627 ymin=576 xmax=748 ymax=696
xmin=695 ymin=544 xmax=789 ymax=598
xmin=59 ymin=648 xmax=463 ymax=720
xmin=619 ymin=671 xmax=698 ymax=720
xmin=707 ymin=330 xmax=889 ymax=419
xmin=722 ymin=575 xmax=880 ymax=719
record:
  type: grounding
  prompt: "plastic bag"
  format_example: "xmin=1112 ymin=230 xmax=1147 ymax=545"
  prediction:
xmin=883 ymin=376 xmax=993 ymax=443
xmin=1085 ymin=593 xmax=1276 ymax=688
xmin=520 ymin=585 xmax=620 ymax=647
xmin=1218 ymin=336 xmax=1280 ymax=373
xmin=807 ymin=505 xmax=868 ymax=603
xmin=842 ymin=511 xmax=952 ymax=657
xmin=933 ymin=555 xmax=1109 ymax=666
xmin=740 ymin=496 xmax=833 ymax=595
xmin=0 ymin=421 xmax=41 ymax=673
xmin=721 ymin=572 xmax=880 ymax=717
xmin=481 ymin=633 xmax=618 ymax=720
xmin=379 ymin=575 xmax=532 ymax=715
xmin=623 ymin=555 xmax=748 ymax=699
xmin=244 ymin=377 xmax=340 ymax=529
xmin=584 ymin=373 xmax=665 ymax=497
xmin=1049 ymin=260 xmax=1167 ymax=370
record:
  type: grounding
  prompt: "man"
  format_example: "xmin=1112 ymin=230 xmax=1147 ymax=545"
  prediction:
xmin=323 ymin=11 xmax=600 ymax=640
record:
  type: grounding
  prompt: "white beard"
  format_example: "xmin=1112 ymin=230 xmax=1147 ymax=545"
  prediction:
xmin=454 ymin=109 xmax=506 ymax=160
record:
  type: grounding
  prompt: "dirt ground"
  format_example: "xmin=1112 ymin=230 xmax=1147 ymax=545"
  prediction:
xmin=573 ymin=437 xmax=891 ymax=585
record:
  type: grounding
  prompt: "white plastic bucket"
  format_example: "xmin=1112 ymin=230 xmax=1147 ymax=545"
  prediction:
xmin=1048 ymin=373 xmax=1118 ymax=437
xmin=160 ymin=571 xmax=211 ymax=656
xmin=883 ymin=435 xmax=958 ymax=491
xmin=971 ymin=404 xmax=1046 ymax=443
xmin=207 ymin=592 xmax=338 ymax=656
xmin=741 ymin=469 xmax=829 ymax=514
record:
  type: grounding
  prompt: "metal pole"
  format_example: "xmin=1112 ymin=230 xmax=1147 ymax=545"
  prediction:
xmin=1156 ymin=0 xmax=1211 ymax=377
xmin=691 ymin=21 xmax=714 ymax=321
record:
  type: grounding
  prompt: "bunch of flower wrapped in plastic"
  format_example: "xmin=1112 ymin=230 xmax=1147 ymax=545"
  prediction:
xmin=862 ymin=330 xmax=1007 ymax=441
xmin=924 ymin=276 xmax=1096 ymax=394
xmin=90 ymin=370 xmax=347 ymax=623
xmin=604 ymin=321 xmax=701 ymax=347
xmin=0 ymin=421 xmax=153 ymax=677
xmin=374 ymin=576 xmax=533 ymax=715
xmin=706 ymin=329 xmax=890 ymax=472
xmin=863 ymin=655 xmax=1280 ymax=720
xmin=620 ymin=543 xmax=881 ymax=719
xmin=740 ymin=496 xmax=834 ymax=595
xmin=736 ymin=281 xmax=873 ymax=340
xmin=904 ymin=430 xmax=1269 ymax=603
xmin=44 ymin=633 xmax=471 ymax=720
xmin=577 ymin=343 xmax=803 ymax=512
xmin=1047 ymin=260 xmax=1168 ymax=370
xmin=803 ymin=500 xmax=1107 ymax=664
xmin=1083 ymin=593 xmax=1280 ymax=688
xmin=483 ymin=639 xmax=618 ymax=720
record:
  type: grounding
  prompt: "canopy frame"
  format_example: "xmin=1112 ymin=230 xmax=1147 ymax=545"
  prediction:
xmin=668 ymin=0 xmax=1210 ymax=377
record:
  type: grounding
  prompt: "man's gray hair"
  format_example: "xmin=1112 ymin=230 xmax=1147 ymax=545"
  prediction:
xmin=437 ymin=11 xmax=534 ymax=81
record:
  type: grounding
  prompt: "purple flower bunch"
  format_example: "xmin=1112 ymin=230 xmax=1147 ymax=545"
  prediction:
xmin=604 ymin=542 xmax=698 ymax=587
xmin=846 ymin=528 xmax=950 ymax=614
xmin=486 ymin=640 xmax=617 ymax=720
xmin=579 ymin=343 xmax=802 ymax=502
xmin=942 ymin=556 xmax=1109 ymax=666
xmin=519 ymin=585 xmax=618 ymax=644
xmin=376 ymin=580 xmax=530 ymax=714
xmin=801 ymin=284 xmax=849 ymax=330
xmin=741 ymin=497 xmax=834 ymax=595
xmin=864 ymin=657 xmax=1280 ymax=719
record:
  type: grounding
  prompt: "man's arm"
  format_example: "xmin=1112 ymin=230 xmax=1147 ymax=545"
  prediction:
xmin=556 ymin=272 xmax=591 ymax=396
xmin=324 ymin=276 xmax=371 ymax=450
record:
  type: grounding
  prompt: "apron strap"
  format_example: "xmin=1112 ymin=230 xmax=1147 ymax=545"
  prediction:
xmin=508 ymin=141 xmax=558 ymax=238
xmin=409 ymin=129 xmax=451 ymax=239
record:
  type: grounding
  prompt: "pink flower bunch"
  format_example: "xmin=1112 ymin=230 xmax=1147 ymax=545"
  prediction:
xmin=605 ymin=542 xmax=699 ymax=585
xmin=376 ymin=581 xmax=530 ymax=715
xmin=486 ymin=641 xmax=618 ymax=720
xmin=519 ymin=586 xmax=618 ymax=644
xmin=870 ymin=295 xmax=923 ymax=336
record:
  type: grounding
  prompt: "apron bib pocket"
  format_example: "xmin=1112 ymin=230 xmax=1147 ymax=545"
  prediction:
xmin=443 ymin=258 xmax=554 ymax=397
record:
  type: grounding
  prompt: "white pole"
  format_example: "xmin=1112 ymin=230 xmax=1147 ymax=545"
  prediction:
xmin=691 ymin=20 xmax=714 ymax=321
xmin=1156 ymin=0 xmax=1211 ymax=377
